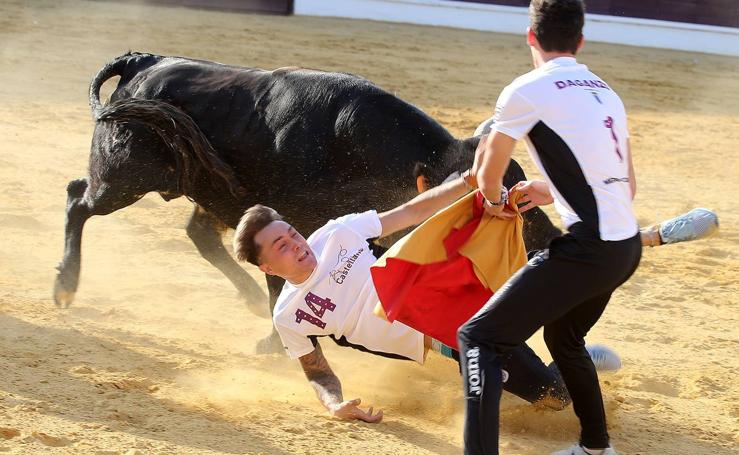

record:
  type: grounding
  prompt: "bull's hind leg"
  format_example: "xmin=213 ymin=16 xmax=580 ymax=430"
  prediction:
xmin=54 ymin=178 xmax=90 ymax=307
xmin=54 ymin=178 xmax=144 ymax=307
xmin=186 ymin=205 xmax=268 ymax=317
xmin=54 ymin=120 xmax=168 ymax=307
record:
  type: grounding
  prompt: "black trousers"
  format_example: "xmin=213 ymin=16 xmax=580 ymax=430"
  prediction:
xmin=458 ymin=224 xmax=642 ymax=455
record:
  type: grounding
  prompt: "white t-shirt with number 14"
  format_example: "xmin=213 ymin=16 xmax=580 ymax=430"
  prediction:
xmin=272 ymin=211 xmax=425 ymax=363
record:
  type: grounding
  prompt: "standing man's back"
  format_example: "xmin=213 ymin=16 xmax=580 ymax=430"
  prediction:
xmin=497 ymin=58 xmax=637 ymax=240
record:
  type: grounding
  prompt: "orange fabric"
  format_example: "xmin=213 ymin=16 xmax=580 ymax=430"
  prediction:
xmin=370 ymin=191 xmax=527 ymax=348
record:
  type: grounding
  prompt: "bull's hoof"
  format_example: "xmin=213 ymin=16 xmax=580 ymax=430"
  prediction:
xmin=53 ymin=276 xmax=75 ymax=308
xmin=256 ymin=332 xmax=284 ymax=355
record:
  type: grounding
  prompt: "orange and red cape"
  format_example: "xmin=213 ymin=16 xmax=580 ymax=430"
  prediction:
xmin=370 ymin=191 xmax=527 ymax=348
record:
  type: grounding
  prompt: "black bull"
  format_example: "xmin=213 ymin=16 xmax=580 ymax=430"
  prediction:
xmin=54 ymin=52 xmax=560 ymax=350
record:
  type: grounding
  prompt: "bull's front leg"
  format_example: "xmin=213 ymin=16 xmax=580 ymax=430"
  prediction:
xmin=520 ymin=206 xmax=562 ymax=251
xmin=255 ymin=274 xmax=289 ymax=354
xmin=54 ymin=178 xmax=92 ymax=308
xmin=186 ymin=205 xmax=269 ymax=317
xmin=503 ymin=159 xmax=562 ymax=251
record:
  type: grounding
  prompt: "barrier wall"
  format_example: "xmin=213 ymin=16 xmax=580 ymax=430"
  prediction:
xmin=452 ymin=0 xmax=738 ymax=29
xmin=293 ymin=0 xmax=739 ymax=57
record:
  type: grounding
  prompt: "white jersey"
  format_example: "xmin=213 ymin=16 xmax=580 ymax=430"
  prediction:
xmin=492 ymin=57 xmax=638 ymax=240
xmin=272 ymin=211 xmax=425 ymax=363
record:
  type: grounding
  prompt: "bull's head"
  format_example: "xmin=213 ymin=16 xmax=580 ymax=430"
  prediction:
xmin=413 ymin=135 xmax=481 ymax=193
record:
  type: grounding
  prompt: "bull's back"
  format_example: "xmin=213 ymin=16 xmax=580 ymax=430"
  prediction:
xmin=113 ymin=58 xmax=271 ymax=133
xmin=112 ymin=58 xmax=453 ymax=165
xmin=264 ymin=71 xmax=456 ymax=183
xmin=105 ymin=57 xmax=460 ymax=229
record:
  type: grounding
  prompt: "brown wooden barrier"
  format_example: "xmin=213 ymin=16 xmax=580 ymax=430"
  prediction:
xmin=450 ymin=0 xmax=739 ymax=28
xmin=96 ymin=0 xmax=293 ymax=15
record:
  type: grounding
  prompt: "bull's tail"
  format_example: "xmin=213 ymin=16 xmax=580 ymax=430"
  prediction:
xmin=97 ymin=98 xmax=246 ymax=199
xmin=89 ymin=52 xmax=160 ymax=119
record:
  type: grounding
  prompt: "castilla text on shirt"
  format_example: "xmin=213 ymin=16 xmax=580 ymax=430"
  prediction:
xmin=329 ymin=247 xmax=364 ymax=285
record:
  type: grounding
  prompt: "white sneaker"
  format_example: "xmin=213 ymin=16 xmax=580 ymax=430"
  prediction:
xmin=550 ymin=443 xmax=618 ymax=455
xmin=658 ymin=208 xmax=718 ymax=244
xmin=586 ymin=344 xmax=622 ymax=372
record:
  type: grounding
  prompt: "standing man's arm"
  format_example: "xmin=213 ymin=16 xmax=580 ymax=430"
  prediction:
xmin=471 ymin=131 xmax=518 ymax=218
xmin=299 ymin=342 xmax=383 ymax=423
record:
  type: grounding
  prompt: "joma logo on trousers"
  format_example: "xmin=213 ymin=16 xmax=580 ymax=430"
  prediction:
xmin=466 ymin=347 xmax=481 ymax=396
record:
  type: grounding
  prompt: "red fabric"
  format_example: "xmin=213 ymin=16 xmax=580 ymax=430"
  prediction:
xmin=372 ymin=257 xmax=491 ymax=348
xmin=370 ymin=193 xmax=492 ymax=349
xmin=442 ymin=192 xmax=485 ymax=257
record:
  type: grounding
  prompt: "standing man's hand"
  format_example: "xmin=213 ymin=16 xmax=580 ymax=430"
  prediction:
xmin=483 ymin=197 xmax=516 ymax=219
xmin=482 ymin=183 xmax=515 ymax=219
xmin=510 ymin=180 xmax=554 ymax=213
xmin=329 ymin=398 xmax=384 ymax=423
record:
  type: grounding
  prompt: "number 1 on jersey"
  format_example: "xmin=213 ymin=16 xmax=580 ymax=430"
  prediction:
xmin=603 ymin=116 xmax=623 ymax=162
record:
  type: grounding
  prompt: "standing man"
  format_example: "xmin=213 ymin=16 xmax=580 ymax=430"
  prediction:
xmin=458 ymin=1 xmax=640 ymax=455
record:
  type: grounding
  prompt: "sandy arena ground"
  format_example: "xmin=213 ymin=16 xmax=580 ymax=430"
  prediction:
xmin=0 ymin=1 xmax=737 ymax=453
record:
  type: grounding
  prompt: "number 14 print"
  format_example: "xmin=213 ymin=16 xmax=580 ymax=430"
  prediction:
xmin=295 ymin=292 xmax=336 ymax=329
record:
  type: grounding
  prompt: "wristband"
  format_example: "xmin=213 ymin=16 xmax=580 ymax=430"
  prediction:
xmin=484 ymin=186 xmax=509 ymax=207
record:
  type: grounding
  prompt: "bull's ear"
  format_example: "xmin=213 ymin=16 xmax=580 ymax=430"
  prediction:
xmin=416 ymin=175 xmax=429 ymax=193
xmin=413 ymin=162 xmax=429 ymax=193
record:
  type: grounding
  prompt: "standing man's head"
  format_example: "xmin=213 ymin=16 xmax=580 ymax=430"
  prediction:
xmin=233 ymin=205 xmax=317 ymax=284
xmin=527 ymin=0 xmax=585 ymax=66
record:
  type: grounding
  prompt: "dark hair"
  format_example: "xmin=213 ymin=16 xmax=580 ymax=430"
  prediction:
xmin=529 ymin=0 xmax=585 ymax=54
xmin=233 ymin=204 xmax=283 ymax=265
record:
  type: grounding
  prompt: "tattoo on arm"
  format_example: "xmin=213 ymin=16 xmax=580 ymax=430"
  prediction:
xmin=299 ymin=342 xmax=343 ymax=409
